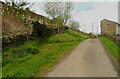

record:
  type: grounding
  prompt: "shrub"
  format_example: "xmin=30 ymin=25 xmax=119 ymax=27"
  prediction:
xmin=11 ymin=45 xmax=39 ymax=55
xmin=25 ymin=45 xmax=39 ymax=54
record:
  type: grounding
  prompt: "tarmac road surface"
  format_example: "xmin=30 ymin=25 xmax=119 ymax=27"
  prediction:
xmin=46 ymin=39 xmax=118 ymax=77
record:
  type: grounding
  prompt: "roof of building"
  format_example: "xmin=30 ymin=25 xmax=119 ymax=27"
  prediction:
xmin=101 ymin=19 xmax=120 ymax=27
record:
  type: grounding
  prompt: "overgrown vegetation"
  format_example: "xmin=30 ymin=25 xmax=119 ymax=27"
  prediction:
xmin=2 ymin=29 xmax=88 ymax=77
xmin=1 ymin=1 xmax=90 ymax=78
xmin=99 ymin=37 xmax=120 ymax=62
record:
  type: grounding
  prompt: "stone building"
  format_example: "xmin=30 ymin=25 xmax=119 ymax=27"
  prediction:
xmin=101 ymin=19 xmax=120 ymax=39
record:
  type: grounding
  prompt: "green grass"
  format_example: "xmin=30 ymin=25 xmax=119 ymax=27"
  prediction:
xmin=0 ymin=54 xmax=2 ymax=78
xmin=2 ymin=29 xmax=87 ymax=77
xmin=99 ymin=37 xmax=120 ymax=62
xmin=48 ymin=33 xmax=76 ymax=43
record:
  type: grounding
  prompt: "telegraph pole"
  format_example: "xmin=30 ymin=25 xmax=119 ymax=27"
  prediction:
xmin=97 ymin=26 xmax=98 ymax=35
xmin=92 ymin=22 xmax=93 ymax=38
xmin=92 ymin=22 xmax=93 ymax=33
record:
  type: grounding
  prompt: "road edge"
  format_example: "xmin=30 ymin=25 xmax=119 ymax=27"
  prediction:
xmin=98 ymin=39 xmax=120 ymax=77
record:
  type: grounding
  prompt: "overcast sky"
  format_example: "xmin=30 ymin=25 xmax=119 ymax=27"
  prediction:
xmin=1 ymin=0 xmax=119 ymax=34
xmin=73 ymin=2 xmax=118 ymax=34
xmin=30 ymin=1 xmax=119 ymax=34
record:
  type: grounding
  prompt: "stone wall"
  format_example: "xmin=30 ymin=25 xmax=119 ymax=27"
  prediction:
xmin=32 ymin=21 xmax=66 ymax=38
xmin=2 ymin=33 xmax=32 ymax=48
xmin=2 ymin=21 xmax=68 ymax=48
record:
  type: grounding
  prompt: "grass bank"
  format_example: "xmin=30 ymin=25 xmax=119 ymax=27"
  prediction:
xmin=2 ymin=29 xmax=88 ymax=77
xmin=99 ymin=37 xmax=120 ymax=62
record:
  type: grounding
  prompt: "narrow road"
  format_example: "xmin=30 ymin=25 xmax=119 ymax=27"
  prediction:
xmin=46 ymin=39 xmax=118 ymax=77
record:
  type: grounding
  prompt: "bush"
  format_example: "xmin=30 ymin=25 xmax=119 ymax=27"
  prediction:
xmin=11 ymin=45 xmax=39 ymax=55
xmin=25 ymin=45 xmax=39 ymax=54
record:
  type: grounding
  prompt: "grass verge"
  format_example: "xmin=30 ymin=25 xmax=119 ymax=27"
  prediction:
xmin=2 ymin=29 xmax=87 ymax=77
xmin=99 ymin=37 xmax=120 ymax=62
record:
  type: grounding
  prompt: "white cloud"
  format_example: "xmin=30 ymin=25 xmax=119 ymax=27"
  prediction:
xmin=73 ymin=2 xmax=118 ymax=34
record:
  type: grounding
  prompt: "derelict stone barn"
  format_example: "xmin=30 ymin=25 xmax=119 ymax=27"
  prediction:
xmin=101 ymin=19 xmax=120 ymax=43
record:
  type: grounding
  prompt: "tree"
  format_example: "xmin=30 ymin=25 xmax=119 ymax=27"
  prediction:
xmin=69 ymin=20 xmax=80 ymax=30
xmin=5 ymin=0 xmax=31 ymax=9
xmin=44 ymin=2 xmax=73 ymax=26
xmin=44 ymin=2 xmax=59 ymax=19
xmin=5 ymin=0 xmax=34 ymax=17
xmin=63 ymin=2 xmax=73 ymax=25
